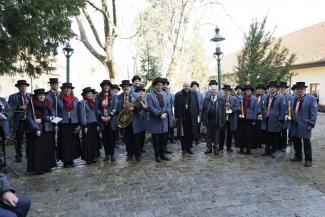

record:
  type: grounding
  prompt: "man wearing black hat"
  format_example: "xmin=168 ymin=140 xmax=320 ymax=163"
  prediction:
xmin=118 ymin=80 xmax=142 ymax=161
xmin=290 ymin=82 xmax=317 ymax=167
xmin=219 ymin=85 xmax=239 ymax=152
xmin=258 ymin=81 xmax=286 ymax=158
xmin=111 ymin=84 xmax=121 ymax=94
xmin=254 ymin=84 xmax=267 ymax=148
xmin=131 ymin=75 xmax=142 ymax=92
xmin=174 ymin=82 xmax=200 ymax=155
xmin=47 ymin=78 xmax=60 ymax=117
xmin=8 ymin=80 xmax=32 ymax=162
xmin=279 ymin=81 xmax=294 ymax=152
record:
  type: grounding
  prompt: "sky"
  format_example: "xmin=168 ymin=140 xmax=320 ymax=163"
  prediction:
xmin=54 ymin=0 xmax=325 ymax=89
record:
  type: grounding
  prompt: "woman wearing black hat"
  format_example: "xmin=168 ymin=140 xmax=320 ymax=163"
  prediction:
xmin=56 ymin=83 xmax=81 ymax=168
xmin=25 ymin=89 xmax=57 ymax=174
xmin=78 ymin=87 xmax=101 ymax=164
xmin=238 ymin=85 xmax=258 ymax=154
xmin=95 ymin=80 xmax=118 ymax=162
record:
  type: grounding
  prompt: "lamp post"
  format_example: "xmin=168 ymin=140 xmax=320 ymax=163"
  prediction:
xmin=62 ymin=43 xmax=74 ymax=83
xmin=210 ymin=26 xmax=225 ymax=91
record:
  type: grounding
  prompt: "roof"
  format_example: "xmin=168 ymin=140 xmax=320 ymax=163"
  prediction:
xmin=221 ymin=21 xmax=325 ymax=74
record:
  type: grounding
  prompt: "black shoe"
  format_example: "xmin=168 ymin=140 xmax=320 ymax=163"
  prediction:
xmin=214 ymin=149 xmax=219 ymax=155
xmin=182 ymin=150 xmax=187 ymax=155
xmin=204 ymin=148 xmax=212 ymax=155
xmin=126 ymin=156 xmax=132 ymax=161
xmin=141 ymin=150 xmax=146 ymax=153
xmin=219 ymin=148 xmax=224 ymax=152
xmin=70 ymin=162 xmax=76 ymax=168
xmin=110 ymin=156 xmax=116 ymax=162
xmin=238 ymin=148 xmax=244 ymax=154
xmin=160 ymin=155 xmax=170 ymax=161
xmin=227 ymin=148 xmax=233 ymax=153
xmin=135 ymin=156 xmax=141 ymax=161
xmin=187 ymin=150 xmax=194 ymax=155
xmin=155 ymin=156 xmax=162 ymax=162
xmin=290 ymin=157 xmax=302 ymax=162
xmin=165 ymin=150 xmax=173 ymax=154
xmin=103 ymin=156 xmax=110 ymax=161
xmin=63 ymin=163 xmax=69 ymax=168
xmin=170 ymin=140 xmax=176 ymax=144
xmin=86 ymin=161 xmax=93 ymax=164
xmin=304 ymin=161 xmax=312 ymax=167
xmin=15 ymin=155 xmax=22 ymax=163
xmin=245 ymin=150 xmax=251 ymax=155
xmin=261 ymin=151 xmax=270 ymax=156
xmin=281 ymin=148 xmax=286 ymax=152
xmin=270 ymin=153 xmax=276 ymax=158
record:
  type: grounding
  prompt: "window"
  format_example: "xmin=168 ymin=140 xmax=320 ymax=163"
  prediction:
xmin=310 ymin=83 xmax=319 ymax=96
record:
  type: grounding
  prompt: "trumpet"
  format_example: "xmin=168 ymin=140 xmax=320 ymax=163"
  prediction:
xmin=288 ymin=101 xmax=292 ymax=121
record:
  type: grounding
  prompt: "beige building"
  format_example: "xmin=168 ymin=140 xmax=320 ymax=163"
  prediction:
xmin=219 ymin=21 xmax=325 ymax=105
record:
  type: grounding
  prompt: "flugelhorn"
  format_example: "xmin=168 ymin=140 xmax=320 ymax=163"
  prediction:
xmin=117 ymin=98 xmax=143 ymax=128
xmin=239 ymin=99 xmax=245 ymax=118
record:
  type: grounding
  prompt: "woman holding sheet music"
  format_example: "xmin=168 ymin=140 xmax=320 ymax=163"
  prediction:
xmin=57 ymin=83 xmax=81 ymax=168
xmin=26 ymin=89 xmax=57 ymax=174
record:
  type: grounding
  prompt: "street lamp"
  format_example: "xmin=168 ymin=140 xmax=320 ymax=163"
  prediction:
xmin=62 ymin=43 xmax=74 ymax=83
xmin=210 ymin=26 xmax=225 ymax=91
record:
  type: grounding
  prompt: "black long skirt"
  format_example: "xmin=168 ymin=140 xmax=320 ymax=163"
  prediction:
xmin=57 ymin=123 xmax=81 ymax=162
xmin=27 ymin=132 xmax=57 ymax=173
xmin=81 ymin=123 xmax=100 ymax=162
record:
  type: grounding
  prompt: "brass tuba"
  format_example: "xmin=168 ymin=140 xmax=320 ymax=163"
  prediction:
xmin=117 ymin=98 xmax=144 ymax=128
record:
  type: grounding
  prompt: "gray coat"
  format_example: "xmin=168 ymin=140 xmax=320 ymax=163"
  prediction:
xmin=78 ymin=100 xmax=98 ymax=126
xmin=0 ymin=97 xmax=11 ymax=139
xmin=8 ymin=92 xmax=32 ymax=130
xmin=260 ymin=93 xmax=286 ymax=133
xmin=290 ymin=94 xmax=317 ymax=139
xmin=95 ymin=93 xmax=118 ymax=131
xmin=165 ymin=91 xmax=175 ymax=128
xmin=26 ymin=100 xmax=55 ymax=133
xmin=201 ymin=95 xmax=226 ymax=128
xmin=57 ymin=97 xmax=80 ymax=124
xmin=146 ymin=91 xmax=170 ymax=134
xmin=0 ymin=173 xmax=15 ymax=195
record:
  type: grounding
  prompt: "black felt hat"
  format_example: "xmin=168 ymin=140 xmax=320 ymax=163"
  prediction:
xmin=209 ymin=80 xmax=218 ymax=86
xmin=152 ymin=77 xmax=165 ymax=86
xmin=295 ymin=81 xmax=308 ymax=88
xmin=15 ymin=80 xmax=30 ymax=87
xmin=48 ymin=78 xmax=60 ymax=84
xmin=191 ymin=81 xmax=199 ymax=87
xmin=119 ymin=80 xmax=132 ymax=87
xmin=132 ymin=75 xmax=141 ymax=83
xmin=243 ymin=84 xmax=254 ymax=91
xmin=222 ymin=84 xmax=232 ymax=90
xmin=100 ymin=80 xmax=112 ymax=88
xmin=279 ymin=81 xmax=289 ymax=88
xmin=267 ymin=81 xmax=279 ymax=88
xmin=33 ymin=88 xmax=47 ymax=95
xmin=60 ymin=82 xmax=74 ymax=89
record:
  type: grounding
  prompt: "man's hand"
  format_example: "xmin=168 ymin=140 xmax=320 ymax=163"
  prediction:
xmin=128 ymin=107 xmax=134 ymax=111
xmin=257 ymin=114 xmax=263 ymax=120
xmin=307 ymin=125 xmax=313 ymax=130
xmin=161 ymin=113 xmax=167 ymax=120
xmin=36 ymin=130 xmax=41 ymax=137
xmin=2 ymin=191 xmax=18 ymax=207
xmin=252 ymin=122 xmax=256 ymax=126
xmin=285 ymin=115 xmax=289 ymax=121
xmin=84 ymin=127 xmax=88 ymax=135
xmin=35 ymin=118 xmax=42 ymax=124
xmin=239 ymin=114 xmax=244 ymax=119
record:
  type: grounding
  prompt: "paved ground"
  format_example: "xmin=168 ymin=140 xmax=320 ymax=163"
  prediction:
xmin=4 ymin=113 xmax=325 ymax=217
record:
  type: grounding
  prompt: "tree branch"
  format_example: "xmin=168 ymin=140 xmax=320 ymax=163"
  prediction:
xmin=118 ymin=15 xmax=142 ymax=40
xmin=86 ymin=0 xmax=105 ymax=15
xmin=76 ymin=16 xmax=106 ymax=63
xmin=82 ymin=8 xmax=105 ymax=50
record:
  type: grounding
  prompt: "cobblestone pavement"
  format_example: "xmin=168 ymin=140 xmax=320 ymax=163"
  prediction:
xmin=4 ymin=113 xmax=325 ymax=217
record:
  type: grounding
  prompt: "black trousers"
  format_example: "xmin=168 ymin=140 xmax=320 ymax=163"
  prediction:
xmin=293 ymin=137 xmax=312 ymax=162
xmin=240 ymin=119 xmax=255 ymax=150
xmin=124 ymin=124 xmax=142 ymax=158
xmin=181 ymin=120 xmax=193 ymax=151
xmin=206 ymin=121 xmax=220 ymax=150
xmin=102 ymin=123 xmax=116 ymax=157
xmin=219 ymin=121 xmax=232 ymax=150
xmin=234 ymin=119 xmax=244 ymax=148
xmin=139 ymin=130 xmax=146 ymax=151
xmin=15 ymin=120 xmax=27 ymax=157
xmin=152 ymin=133 xmax=168 ymax=157
xmin=280 ymin=129 xmax=288 ymax=150
xmin=265 ymin=132 xmax=280 ymax=154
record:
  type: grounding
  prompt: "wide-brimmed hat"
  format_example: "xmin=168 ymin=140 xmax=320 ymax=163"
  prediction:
xmin=48 ymin=78 xmax=60 ymax=84
xmin=295 ymin=81 xmax=308 ymax=88
xmin=152 ymin=77 xmax=165 ymax=86
xmin=112 ymin=84 xmax=121 ymax=91
xmin=119 ymin=80 xmax=132 ymax=87
xmin=135 ymin=84 xmax=146 ymax=92
xmin=267 ymin=81 xmax=279 ymax=88
xmin=92 ymin=89 xmax=98 ymax=94
xmin=162 ymin=78 xmax=170 ymax=85
xmin=33 ymin=88 xmax=47 ymax=95
xmin=234 ymin=85 xmax=243 ymax=91
xmin=243 ymin=84 xmax=254 ymax=91
xmin=60 ymin=82 xmax=74 ymax=89
xmin=81 ymin=87 xmax=95 ymax=96
xmin=209 ymin=80 xmax=218 ymax=86
xmin=15 ymin=80 xmax=30 ymax=87
xmin=291 ymin=84 xmax=298 ymax=91
xmin=255 ymin=84 xmax=266 ymax=90
xmin=191 ymin=81 xmax=199 ymax=87
xmin=279 ymin=81 xmax=289 ymax=88
xmin=132 ymin=75 xmax=141 ymax=83
xmin=222 ymin=84 xmax=232 ymax=91
xmin=100 ymin=79 xmax=112 ymax=88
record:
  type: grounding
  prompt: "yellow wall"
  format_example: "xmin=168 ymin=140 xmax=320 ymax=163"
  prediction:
xmin=291 ymin=66 xmax=325 ymax=105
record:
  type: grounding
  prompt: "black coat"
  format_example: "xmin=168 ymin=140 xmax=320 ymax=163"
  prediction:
xmin=174 ymin=90 xmax=200 ymax=139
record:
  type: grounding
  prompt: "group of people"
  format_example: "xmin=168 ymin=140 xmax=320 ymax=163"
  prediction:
xmin=0 ymin=75 xmax=318 ymax=177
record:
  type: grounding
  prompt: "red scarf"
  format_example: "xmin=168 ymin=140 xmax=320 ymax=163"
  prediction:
xmin=244 ymin=95 xmax=250 ymax=114
xmin=32 ymin=98 xmax=52 ymax=119
xmin=87 ymin=98 xmax=96 ymax=110
xmin=63 ymin=95 xmax=74 ymax=112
